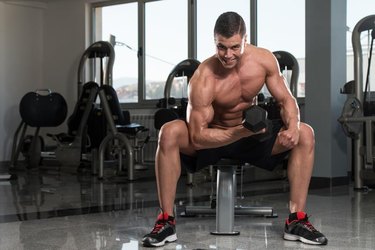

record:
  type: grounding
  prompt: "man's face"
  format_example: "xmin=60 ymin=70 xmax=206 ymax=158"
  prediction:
xmin=214 ymin=33 xmax=246 ymax=69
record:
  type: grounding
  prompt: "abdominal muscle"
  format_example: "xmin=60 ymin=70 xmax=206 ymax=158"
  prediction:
xmin=210 ymin=99 xmax=253 ymax=128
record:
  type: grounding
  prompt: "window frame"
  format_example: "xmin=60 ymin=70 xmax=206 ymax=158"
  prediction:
xmin=90 ymin=0 xmax=256 ymax=108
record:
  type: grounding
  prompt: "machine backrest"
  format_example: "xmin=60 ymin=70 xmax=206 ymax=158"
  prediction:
xmin=154 ymin=59 xmax=201 ymax=130
xmin=162 ymin=58 xmax=201 ymax=108
xmin=99 ymin=85 xmax=130 ymax=126
xmin=19 ymin=89 xmax=67 ymax=127
xmin=67 ymin=81 xmax=99 ymax=136
xmin=273 ymin=50 xmax=299 ymax=97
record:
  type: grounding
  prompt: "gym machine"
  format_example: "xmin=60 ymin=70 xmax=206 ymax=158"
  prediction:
xmin=10 ymin=41 xmax=113 ymax=170
xmin=96 ymin=84 xmax=150 ymax=181
xmin=154 ymin=58 xmax=201 ymax=129
xmin=273 ymin=50 xmax=299 ymax=98
xmin=338 ymin=15 xmax=375 ymax=190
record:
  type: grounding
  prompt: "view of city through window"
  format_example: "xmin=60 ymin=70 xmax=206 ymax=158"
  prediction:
xmin=96 ymin=0 xmax=375 ymax=103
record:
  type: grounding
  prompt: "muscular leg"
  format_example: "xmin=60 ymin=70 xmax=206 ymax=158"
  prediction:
xmin=155 ymin=120 xmax=195 ymax=215
xmin=272 ymin=123 xmax=315 ymax=213
xmin=274 ymin=123 xmax=327 ymax=245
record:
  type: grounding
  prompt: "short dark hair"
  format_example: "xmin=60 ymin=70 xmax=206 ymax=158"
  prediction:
xmin=214 ymin=12 xmax=246 ymax=38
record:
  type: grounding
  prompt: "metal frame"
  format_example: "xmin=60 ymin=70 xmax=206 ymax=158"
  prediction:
xmin=352 ymin=15 xmax=375 ymax=189
xmin=339 ymin=15 xmax=375 ymax=190
xmin=182 ymin=160 xmax=277 ymax=235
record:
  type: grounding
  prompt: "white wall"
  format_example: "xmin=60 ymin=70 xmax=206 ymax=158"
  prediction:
xmin=43 ymin=0 xmax=87 ymax=113
xmin=0 ymin=0 xmax=100 ymax=162
xmin=0 ymin=2 xmax=44 ymax=161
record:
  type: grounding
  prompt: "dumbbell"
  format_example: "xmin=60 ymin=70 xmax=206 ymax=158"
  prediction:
xmin=242 ymin=105 xmax=273 ymax=141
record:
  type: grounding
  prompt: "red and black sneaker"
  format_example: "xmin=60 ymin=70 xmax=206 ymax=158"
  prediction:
xmin=142 ymin=211 xmax=177 ymax=247
xmin=284 ymin=212 xmax=328 ymax=245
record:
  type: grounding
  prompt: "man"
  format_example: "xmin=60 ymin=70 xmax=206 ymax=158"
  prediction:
xmin=142 ymin=11 xmax=328 ymax=247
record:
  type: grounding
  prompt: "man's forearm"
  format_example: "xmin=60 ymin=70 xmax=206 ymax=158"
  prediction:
xmin=190 ymin=125 xmax=245 ymax=150
xmin=280 ymin=99 xmax=300 ymax=130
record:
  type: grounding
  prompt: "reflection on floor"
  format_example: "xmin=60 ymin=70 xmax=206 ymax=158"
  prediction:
xmin=0 ymin=163 xmax=375 ymax=250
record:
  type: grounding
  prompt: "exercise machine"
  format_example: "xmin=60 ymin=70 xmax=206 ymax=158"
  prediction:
xmin=10 ymin=89 xmax=69 ymax=169
xmin=10 ymin=41 xmax=113 ymax=170
xmin=96 ymin=84 xmax=150 ymax=181
xmin=338 ymin=15 xmax=375 ymax=190
xmin=154 ymin=58 xmax=201 ymax=129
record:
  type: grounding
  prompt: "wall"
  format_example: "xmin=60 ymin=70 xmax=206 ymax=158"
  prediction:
xmin=43 ymin=0 xmax=87 ymax=117
xmin=0 ymin=1 xmax=44 ymax=160
xmin=0 ymin=0 xmax=96 ymax=161
xmin=305 ymin=0 xmax=348 ymax=183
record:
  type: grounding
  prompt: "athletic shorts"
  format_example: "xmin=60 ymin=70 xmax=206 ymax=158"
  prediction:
xmin=180 ymin=119 xmax=290 ymax=173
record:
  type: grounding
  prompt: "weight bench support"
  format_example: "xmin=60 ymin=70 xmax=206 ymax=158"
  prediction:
xmin=184 ymin=160 xmax=277 ymax=235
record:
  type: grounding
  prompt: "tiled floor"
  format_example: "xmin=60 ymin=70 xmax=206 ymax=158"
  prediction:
xmin=1 ymin=162 xmax=375 ymax=250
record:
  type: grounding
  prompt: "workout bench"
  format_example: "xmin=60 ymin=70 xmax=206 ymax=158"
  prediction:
xmin=182 ymin=158 xmax=277 ymax=235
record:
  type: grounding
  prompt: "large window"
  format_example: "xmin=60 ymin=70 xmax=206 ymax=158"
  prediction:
xmin=94 ymin=0 xmax=187 ymax=104
xmin=257 ymin=0 xmax=305 ymax=97
xmin=94 ymin=1 xmax=311 ymax=104
xmin=99 ymin=2 xmax=138 ymax=103
xmin=94 ymin=1 xmax=375 ymax=104
xmin=145 ymin=0 xmax=188 ymax=101
xmin=94 ymin=0 xmax=252 ymax=105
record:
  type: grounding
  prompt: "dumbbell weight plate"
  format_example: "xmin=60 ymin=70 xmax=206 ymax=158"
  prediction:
xmin=252 ymin=120 xmax=273 ymax=142
xmin=242 ymin=105 xmax=273 ymax=142
xmin=242 ymin=105 xmax=268 ymax=132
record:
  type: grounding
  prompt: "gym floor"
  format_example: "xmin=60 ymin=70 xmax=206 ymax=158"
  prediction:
xmin=0 ymin=162 xmax=374 ymax=250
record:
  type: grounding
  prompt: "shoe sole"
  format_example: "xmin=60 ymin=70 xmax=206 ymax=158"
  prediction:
xmin=284 ymin=232 xmax=326 ymax=245
xmin=143 ymin=234 xmax=177 ymax=247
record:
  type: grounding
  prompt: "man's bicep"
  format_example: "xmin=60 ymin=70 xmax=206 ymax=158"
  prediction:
xmin=265 ymin=56 xmax=292 ymax=102
xmin=187 ymin=104 xmax=214 ymax=131
xmin=267 ymin=74 xmax=291 ymax=100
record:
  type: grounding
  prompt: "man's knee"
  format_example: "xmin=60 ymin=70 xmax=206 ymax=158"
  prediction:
xmin=158 ymin=120 xmax=188 ymax=149
xmin=299 ymin=123 xmax=315 ymax=150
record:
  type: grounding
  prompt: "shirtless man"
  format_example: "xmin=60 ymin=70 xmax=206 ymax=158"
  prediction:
xmin=142 ymin=11 xmax=328 ymax=247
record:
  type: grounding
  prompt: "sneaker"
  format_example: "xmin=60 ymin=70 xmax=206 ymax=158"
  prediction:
xmin=284 ymin=212 xmax=328 ymax=245
xmin=142 ymin=211 xmax=177 ymax=247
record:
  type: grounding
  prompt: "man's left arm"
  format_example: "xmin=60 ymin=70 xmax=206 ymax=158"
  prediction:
xmin=265 ymin=52 xmax=300 ymax=149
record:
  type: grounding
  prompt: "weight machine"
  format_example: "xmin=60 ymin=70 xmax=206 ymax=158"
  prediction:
xmin=10 ymin=41 xmax=113 ymax=170
xmin=338 ymin=15 xmax=375 ymax=190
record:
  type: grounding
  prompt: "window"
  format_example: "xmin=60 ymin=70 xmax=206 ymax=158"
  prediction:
xmin=145 ymin=0 xmax=188 ymax=101
xmin=94 ymin=2 xmax=138 ymax=103
xmin=257 ymin=0 xmax=305 ymax=97
xmin=93 ymin=0 xmax=187 ymax=104
xmin=94 ymin=0 xmax=251 ymax=105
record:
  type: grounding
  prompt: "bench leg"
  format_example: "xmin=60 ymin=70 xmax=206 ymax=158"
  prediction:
xmin=211 ymin=166 xmax=240 ymax=235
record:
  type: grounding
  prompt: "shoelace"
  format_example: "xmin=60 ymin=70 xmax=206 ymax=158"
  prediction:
xmin=151 ymin=220 xmax=166 ymax=234
xmin=300 ymin=217 xmax=318 ymax=232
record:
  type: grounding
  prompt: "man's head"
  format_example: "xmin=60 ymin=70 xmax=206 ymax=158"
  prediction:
xmin=214 ymin=11 xmax=246 ymax=38
xmin=214 ymin=12 xmax=247 ymax=69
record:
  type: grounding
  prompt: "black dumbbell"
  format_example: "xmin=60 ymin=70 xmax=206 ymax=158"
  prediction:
xmin=242 ymin=105 xmax=273 ymax=141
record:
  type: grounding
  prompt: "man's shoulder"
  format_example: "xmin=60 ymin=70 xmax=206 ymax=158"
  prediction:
xmin=196 ymin=57 xmax=219 ymax=76
xmin=244 ymin=45 xmax=277 ymax=71
xmin=246 ymin=44 xmax=273 ymax=58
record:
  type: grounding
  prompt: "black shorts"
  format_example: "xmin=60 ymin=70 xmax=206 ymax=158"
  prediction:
xmin=180 ymin=119 xmax=290 ymax=173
